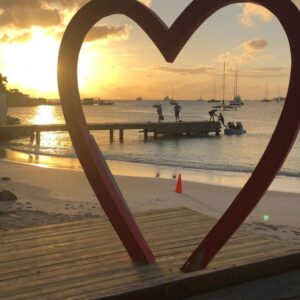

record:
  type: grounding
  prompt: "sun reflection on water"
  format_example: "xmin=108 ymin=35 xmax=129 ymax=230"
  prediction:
xmin=32 ymin=105 xmax=56 ymax=125
xmin=30 ymin=105 xmax=62 ymax=150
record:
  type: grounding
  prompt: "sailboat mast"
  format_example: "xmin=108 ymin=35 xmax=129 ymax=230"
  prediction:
xmin=235 ymin=67 xmax=238 ymax=99
xmin=222 ymin=62 xmax=226 ymax=104
xmin=213 ymin=79 xmax=216 ymax=100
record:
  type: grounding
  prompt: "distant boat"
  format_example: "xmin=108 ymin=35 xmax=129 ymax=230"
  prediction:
xmin=275 ymin=97 xmax=285 ymax=102
xmin=82 ymin=98 xmax=95 ymax=105
xmin=229 ymin=67 xmax=244 ymax=107
xmin=163 ymin=95 xmax=177 ymax=104
xmin=224 ymin=122 xmax=246 ymax=135
xmin=212 ymin=62 xmax=237 ymax=111
xmin=230 ymin=96 xmax=244 ymax=106
xmin=208 ymin=99 xmax=221 ymax=103
xmin=213 ymin=100 xmax=237 ymax=111
xmin=224 ymin=127 xmax=246 ymax=135
xmin=97 ymin=100 xmax=114 ymax=106
xmin=261 ymin=81 xmax=270 ymax=102
xmin=136 ymin=97 xmax=143 ymax=101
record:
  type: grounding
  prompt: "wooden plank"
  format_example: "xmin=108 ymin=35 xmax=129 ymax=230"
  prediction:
xmin=0 ymin=232 xmax=256 ymax=281
xmin=88 ymin=252 xmax=300 ymax=300
xmin=0 ymin=234 xmax=259 ymax=284
xmin=2 ymin=248 xmax=297 ymax=300
xmin=0 ymin=233 xmax=288 ymax=296
xmin=0 ymin=207 xmax=297 ymax=300
xmin=0 ymin=207 xmax=202 ymax=242
xmin=0 ymin=221 xmax=252 ymax=269
xmin=0 ymin=214 xmax=213 ymax=251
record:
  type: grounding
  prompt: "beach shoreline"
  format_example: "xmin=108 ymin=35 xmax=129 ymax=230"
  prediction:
xmin=1 ymin=147 xmax=300 ymax=194
xmin=0 ymin=159 xmax=299 ymax=249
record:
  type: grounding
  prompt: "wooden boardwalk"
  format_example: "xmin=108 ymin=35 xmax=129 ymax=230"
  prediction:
xmin=0 ymin=121 xmax=221 ymax=143
xmin=0 ymin=207 xmax=299 ymax=299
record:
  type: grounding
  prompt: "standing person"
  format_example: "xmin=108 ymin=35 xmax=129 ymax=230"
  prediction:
xmin=174 ymin=103 xmax=182 ymax=122
xmin=218 ymin=112 xmax=226 ymax=127
xmin=156 ymin=104 xmax=164 ymax=122
xmin=208 ymin=109 xmax=217 ymax=121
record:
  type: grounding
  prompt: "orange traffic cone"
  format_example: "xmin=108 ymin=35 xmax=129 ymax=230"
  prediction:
xmin=175 ymin=174 xmax=182 ymax=193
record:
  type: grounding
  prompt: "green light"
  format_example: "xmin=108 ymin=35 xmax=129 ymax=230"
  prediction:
xmin=263 ymin=214 xmax=270 ymax=221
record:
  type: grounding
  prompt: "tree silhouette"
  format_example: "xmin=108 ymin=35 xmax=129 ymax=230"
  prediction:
xmin=0 ymin=73 xmax=8 ymax=92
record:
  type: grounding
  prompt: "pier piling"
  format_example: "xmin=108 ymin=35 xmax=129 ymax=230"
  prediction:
xmin=109 ymin=129 xmax=114 ymax=142
xmin=119 ymin=129 xmax=124 ymax=142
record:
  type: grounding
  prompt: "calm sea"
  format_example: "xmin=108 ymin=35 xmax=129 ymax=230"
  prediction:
xmin=2 ymin=100 xmax=300 ymax=193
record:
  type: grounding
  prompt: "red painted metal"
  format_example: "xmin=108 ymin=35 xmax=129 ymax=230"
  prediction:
xmin=57 ymin=0 xmax=158 ymax=264
xmin=58 ymin=0 xmax=299 ymax=268
xmin=180 ymin=0 xmax=300 ymax=272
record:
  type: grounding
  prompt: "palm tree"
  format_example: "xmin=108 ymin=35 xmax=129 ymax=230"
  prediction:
xmin=0 ymin=73 xmax=8 ymax=92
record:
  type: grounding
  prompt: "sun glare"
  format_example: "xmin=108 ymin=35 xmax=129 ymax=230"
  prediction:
xmin=2 ymin=29 xmax=59 ymax=97
xmin=32 ymin=105 xmax=56 ymax=124
xmin=78 ymin=44 xmax=117 ymax=97
xmin=0 ymin=28 xmax=116 ymax=98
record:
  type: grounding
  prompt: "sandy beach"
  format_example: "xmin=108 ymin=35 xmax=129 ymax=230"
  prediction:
xmin=1 ymin=159 xmax=300 ymax=299
xmin=0 ymin=159 xmax=299 ymax=249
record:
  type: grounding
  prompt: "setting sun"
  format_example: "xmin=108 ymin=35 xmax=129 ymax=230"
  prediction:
xmin=0 ymin=28 xmax=117 ymax=99
xmin=1 ymin=29 xmax=59 ymax=97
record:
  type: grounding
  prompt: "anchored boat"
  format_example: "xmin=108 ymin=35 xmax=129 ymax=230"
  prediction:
xmin=224 ymin=122 xmax=246 ymax=135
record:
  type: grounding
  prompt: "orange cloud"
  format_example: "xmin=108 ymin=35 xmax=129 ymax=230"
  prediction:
xmin=239 ymin=4 xmax=273 ymax=28
xmin=0 ymin=0 xmax=61 ymax=28
xmin=1 ymin=32 xmax=32 ymax=43
xmin=216 ymin=39 xmax=269 ymax=68
xmin=56 ymin=24 xmax=131 ymax=42
xmin=149 ymin=65 xmax=214 ymax=75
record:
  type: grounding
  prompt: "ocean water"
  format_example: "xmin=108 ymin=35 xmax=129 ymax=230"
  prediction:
xmin=2 ymin=100 xmax=300 ymax=192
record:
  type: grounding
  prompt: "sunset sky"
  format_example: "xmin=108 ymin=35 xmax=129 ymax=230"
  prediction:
xmin=0 ymin=0 xmax=299 ymax=100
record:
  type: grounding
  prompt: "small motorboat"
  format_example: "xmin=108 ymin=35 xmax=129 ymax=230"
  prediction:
xmin=224 ymin=122 xmax=246 ymax=135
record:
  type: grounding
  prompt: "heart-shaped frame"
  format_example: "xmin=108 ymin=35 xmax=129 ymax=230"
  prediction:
xmin=58 ymin=0 xmax=300 ymax=272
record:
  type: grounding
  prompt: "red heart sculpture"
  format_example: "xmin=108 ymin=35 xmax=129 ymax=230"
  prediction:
xmin=58 ymin=0 xmax=300 ymax=272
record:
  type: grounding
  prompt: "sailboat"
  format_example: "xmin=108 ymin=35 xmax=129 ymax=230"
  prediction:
xmin=208 ymin=79 xmax=221 ymax=102
xmin=230 ymin=67 xmax=244 ymax=106
xmin=213 ymin=62 xmax=237 ymax=111
xmin=261 ymin=81 xmax=271 ymax=102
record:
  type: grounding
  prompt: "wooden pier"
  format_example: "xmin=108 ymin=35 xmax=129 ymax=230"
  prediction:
xmin=0 ymin=207 xmax=299 ymax=300
xmin=0 ymin=121 xmax=221 ymax=144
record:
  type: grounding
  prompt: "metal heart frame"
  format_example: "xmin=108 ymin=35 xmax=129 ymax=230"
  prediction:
xmin=58 ymin=0 xmax=300 ymax=272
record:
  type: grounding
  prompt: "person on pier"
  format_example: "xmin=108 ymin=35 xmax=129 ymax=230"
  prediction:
xmin=156 ymin=104 xmax=164 ymax=122
xmin=208 ymin=109 xmax=217 ymax=121
xmin=174 ymin=103 xmax=182 ymax=122
xmin=218 ymin=112 xmax=226 ymax=127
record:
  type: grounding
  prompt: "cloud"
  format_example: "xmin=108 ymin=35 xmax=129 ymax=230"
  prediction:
xmin=242 ymin=67 xmax=289 ymax=78
xmin=1 ymin=32 xmax=32 ymax=43
xmin=150 ymin=65 xmax=214 ymax=75
xmin=45 ymin=0 xmax=87 ymax=9
xmin=56 ymin=24 xmax=131 ymax=42
xmin=239 ymin=4 xmax=273 ymax=28
xmin=216 ymin=38 xmax=269 ymax=68
xmin=85 ymin=24 xmax=131 ymax=42
xmin=242 ymin=39 xmax=268 ymax=51
xmin=0 ymin=0 xmax=61 ymax=28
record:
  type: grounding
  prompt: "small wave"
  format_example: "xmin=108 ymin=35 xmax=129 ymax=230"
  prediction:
xmin=8 ymin=145 xmax=77 ymax=159
xmin=104 ymin=154 xmax=300 ymax=179
xmin=5 ymin=145 xmax=300 ymax=179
